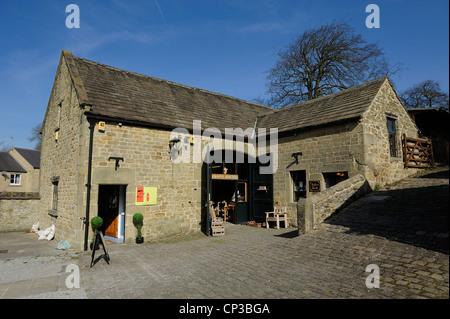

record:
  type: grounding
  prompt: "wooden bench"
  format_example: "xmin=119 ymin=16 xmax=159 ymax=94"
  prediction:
xmin=265 ymin=206 xmax=289 ymax=229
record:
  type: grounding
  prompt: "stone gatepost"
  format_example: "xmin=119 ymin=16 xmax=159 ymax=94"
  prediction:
xmin=297 ymin=198 xmax=314 ymax=235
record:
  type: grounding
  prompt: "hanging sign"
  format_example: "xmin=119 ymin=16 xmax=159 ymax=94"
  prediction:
xmin=211 ymin=174 xmax=239 ymax=180
xmin=136 ymin=187 xmax=157 ymax=205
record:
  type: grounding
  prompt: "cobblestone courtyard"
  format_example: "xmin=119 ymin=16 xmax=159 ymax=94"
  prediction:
xmin=1 ymin=167 xmax=448 ymax=300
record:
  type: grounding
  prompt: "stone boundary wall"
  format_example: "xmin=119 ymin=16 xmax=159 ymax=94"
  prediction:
xmin=0 ymin=192 xmax=41 ymax=232
xmin=298 ymin=174 xmax=371 ymax=234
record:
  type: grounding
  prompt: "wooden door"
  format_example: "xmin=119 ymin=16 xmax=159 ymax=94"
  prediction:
xmin=98 ymin=185 xmax=119 ymax=238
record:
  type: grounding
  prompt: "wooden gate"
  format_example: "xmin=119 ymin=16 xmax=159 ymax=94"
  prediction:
xmin=403 ymin=134 xmax=434 ymax=168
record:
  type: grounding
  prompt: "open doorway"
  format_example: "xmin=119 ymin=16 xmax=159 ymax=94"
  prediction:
xmin=203 ymin=150 xmax=274 ymax=234
xmin=98 ymin=185 xmax=126 ymax=243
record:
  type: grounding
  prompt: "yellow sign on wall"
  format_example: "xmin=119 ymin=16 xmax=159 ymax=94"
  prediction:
xmin=135 ymin=187 xmax=157 ymax=205
xmin=98 ymin=121 xmax=106 ymax=133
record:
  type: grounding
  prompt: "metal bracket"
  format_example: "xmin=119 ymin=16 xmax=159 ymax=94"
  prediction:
xmin=291 ymin=152 xmax=303 ymax=164
xmin=108 ymin=157 xmax=124 ymax=171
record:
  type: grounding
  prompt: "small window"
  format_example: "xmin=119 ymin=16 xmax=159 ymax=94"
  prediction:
xmin=323 ymin=172 xmax=348 ymax=189
xmin=52 ymin=181 xmax=59 ymax=211
xmin=290 ymin=170 xmax=306 ymax=201
xmin=387 ymin=117 xmax=398 ymax=157
xmin=58 ymin=101 xmax=62 ymax=127
xmin=10 ymin=174 xmax=21 ymax=186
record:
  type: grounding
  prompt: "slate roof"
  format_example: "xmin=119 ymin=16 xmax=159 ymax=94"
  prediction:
xmin=257 ymin=77 xmax=388 ymax=134
xmin=14 ymin=148 xmax=41 ymax=169
xmin=0 ymin=152 xmax=26 ymax=173
xmin=66 ymin=51 xmax=272 ymax=133
xmin=63 ymin=51 xmax=391 ymax=135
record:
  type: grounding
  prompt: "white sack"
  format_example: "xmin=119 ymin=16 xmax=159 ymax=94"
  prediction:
xmin=31 ymin=220 xmax=40 ymax=233
xmin=38 ymin=226 xmax=52 ymax=240
xmin=46 ymin=224 xmax=55 ymax=241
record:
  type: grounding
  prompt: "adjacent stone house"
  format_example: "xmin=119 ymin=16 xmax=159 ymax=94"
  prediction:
xmin=0 ymin=148 xmax=40 ymax=232
xmin=38 ymin=51 xmax=420 ymax=250
xmin=0 ymin=148 xmax=40 ymax=193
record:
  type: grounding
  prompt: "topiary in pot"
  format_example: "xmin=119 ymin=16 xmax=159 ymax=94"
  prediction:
xmin=133 ymin=213 xmax=144 ymax=244
xmin=90 ymin=216 xmax=103 ymax=250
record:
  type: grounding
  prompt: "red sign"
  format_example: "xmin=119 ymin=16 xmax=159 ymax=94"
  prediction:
xmin=136 ymin=187 xmax=144 ymax=203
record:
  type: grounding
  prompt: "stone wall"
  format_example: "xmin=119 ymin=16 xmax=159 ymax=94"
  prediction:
xmin=272 ymin=121 xmax=366 ymax=227
xmin=89 ymin=122 xmax=204 ymax=243
xmin=297 ymin=174 xmax=371 ymax=234
xmin=38 ymin=54 xmax=85 ymax=249
xmin=0 ymin=192 xmax=40 ymax=232
xmin=360 ymin=80 xmax=420 ymax=187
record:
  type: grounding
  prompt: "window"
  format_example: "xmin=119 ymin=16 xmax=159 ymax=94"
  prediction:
xmin=323 ymin=172 xmax=348 ymax=189
xmin=52 ymin=180 xmax=59 ymax=211
xmin=58 ymin=101 xmax=62 ymax=127
xmin=10 ymin=174 xmax=21 ymax=186
xmin=290 ymin=170 xmax=306 ymax=201
xmin=387 ymin=117 xmax=398 ymax=157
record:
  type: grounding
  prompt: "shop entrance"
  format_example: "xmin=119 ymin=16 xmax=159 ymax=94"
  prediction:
xmin=209 ymin=156 xmax=249 ymax=225
xmin=203 ymin=150 xmax=273 ymax=234
xmin=98 ymin=185 xmax=126 ymax=243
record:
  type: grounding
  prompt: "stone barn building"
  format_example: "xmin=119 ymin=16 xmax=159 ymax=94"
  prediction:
xmin=38 ymin=51 xmax=420 ymax=250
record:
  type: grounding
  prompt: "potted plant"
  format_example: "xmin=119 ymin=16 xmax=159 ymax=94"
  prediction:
xmin=133 ymin=213 xmax=144 ymax=244
xmin=90 ymin=216 xmax=103 ymax=250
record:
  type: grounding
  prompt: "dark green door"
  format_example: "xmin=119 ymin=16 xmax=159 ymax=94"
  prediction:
xmin=234 ymin=181 xmax=249 ymax=224
xmin=250 ymin=157 xmax=274 ymax=223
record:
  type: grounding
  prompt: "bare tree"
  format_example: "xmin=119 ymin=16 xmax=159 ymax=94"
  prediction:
xmin=0 ymin=137 xmax=13 ymax=152
xmin=265 ymin=22 xmax=401 ymax=108
xmin=400 ymin=80 xmax=449 ymax=111
xmin=28 ymin=123 xmax=42 ymax=150
xmin=0 ymin=141 xmax=9 ymax=152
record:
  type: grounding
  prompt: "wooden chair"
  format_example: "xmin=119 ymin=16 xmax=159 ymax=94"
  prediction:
xmin=265 ymin=206 xmax=289 ymax=229
xmin=218 ymin=201 xmax=228 ymax=221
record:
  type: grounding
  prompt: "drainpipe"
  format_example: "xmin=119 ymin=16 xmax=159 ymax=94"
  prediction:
xmin=83 ymin=118 xmax=95 ymax=251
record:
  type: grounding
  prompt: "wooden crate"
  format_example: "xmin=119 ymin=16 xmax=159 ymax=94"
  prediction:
xmin=212 ymin=226 xmax=225 ymax=237
xmin=211 ymin=220 xmax=223 ymax=227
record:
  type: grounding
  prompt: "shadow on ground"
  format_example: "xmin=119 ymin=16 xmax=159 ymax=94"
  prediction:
xmin=324 ymin=169 xmax=449 ymax=254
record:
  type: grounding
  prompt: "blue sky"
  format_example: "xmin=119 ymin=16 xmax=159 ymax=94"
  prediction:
xmin=0 ymin=0 xmax=448 ymax=149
